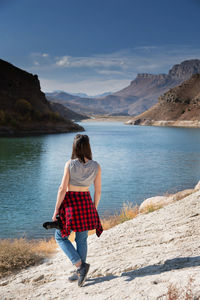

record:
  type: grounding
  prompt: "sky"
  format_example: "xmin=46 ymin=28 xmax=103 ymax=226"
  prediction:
xmin=0 ymin=0 xmax=200 ymax=95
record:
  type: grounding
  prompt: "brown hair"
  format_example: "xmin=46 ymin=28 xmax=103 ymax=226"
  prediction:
xmin=71 ymin=134 xmax=92 ymax=163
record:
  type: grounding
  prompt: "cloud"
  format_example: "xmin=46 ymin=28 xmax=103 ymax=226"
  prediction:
xmin=55 ymin=54 xmax=126 ymax=69
xmin=56 ymin=56 xmax=70 ymax=67
xmin=30 ymin=45 xmax=200 ymax=75
xmin=27 ymin=44 xmax=200 ymax=94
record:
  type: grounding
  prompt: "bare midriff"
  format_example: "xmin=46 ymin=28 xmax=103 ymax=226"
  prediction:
xmin=67 ymin=184 xmax=90 ymax=192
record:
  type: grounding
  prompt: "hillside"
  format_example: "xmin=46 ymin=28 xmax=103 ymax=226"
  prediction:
xmin=46 ymin=59 xmax=200 ymax=116
xmin=49 ymin=101 xmax=88 ymax=121
xmin=0 ymin=59 xmax=84 ymax=136
xmin=1 ymin=182 xmax=200 ymax=299
xmin=126 ymin=73 xmax=200 ymax=127
xmin=46 ymin=92 xmax=108 ymax=115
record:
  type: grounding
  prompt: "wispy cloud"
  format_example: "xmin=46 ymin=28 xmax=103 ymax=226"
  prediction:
xmin=27 ymin=45 xmax=200 ymax=94
xmin=55 ymin=54 xmax=126 ymax=68
xmin=29 ymin=45 xmax=200 ymax=74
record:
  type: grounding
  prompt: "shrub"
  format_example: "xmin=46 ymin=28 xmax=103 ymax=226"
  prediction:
xmin=31 ymin=109 xmax=43 ymax=121
xmin=9 ymin=118 xmax=19 ymax=128
xmin=0 ymin=110 xmax=6 ymax=124
xmin=15 ymin=99 xmax=32 ymax=115
xmin=42 ymin=111 xmax=65 ymax=122
xmin=101 ymin=202 xmax=139 ymax=230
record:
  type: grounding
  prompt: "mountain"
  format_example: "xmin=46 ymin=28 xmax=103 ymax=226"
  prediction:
xmin=0 ymin=59 xmax=84 ymax=136
xmin=49 ymin=101 xmax=88 ymax=121
xmin=126 ymin=73 xmax=200 ymax=127
xmin=47 ymin=91 xmax=112 ymax=99
xmin=46 ymin=59 xmax=200 ymax=116
xmin=46 ymin=92 xmax=108 ymax=115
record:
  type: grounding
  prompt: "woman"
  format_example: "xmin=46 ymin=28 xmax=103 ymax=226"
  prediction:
xmin=52 ymin=134 xmax=103 ymax=287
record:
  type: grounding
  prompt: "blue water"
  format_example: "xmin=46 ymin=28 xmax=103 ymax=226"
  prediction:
xmin=0 ymin=122 xmax=200 ymax=239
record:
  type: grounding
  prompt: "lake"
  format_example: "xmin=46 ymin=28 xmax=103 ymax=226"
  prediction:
xmin=0 ymin=122 xmax=200 ymax=239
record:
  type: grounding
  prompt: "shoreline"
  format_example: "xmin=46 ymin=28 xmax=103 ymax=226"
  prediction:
xmin=1 ymin=181 xmax=200 ymax=299
xmin=81 ymin=115 xmax=130 ymax=122
xmin=1 ymin=182 xmax=199 ymax=242
xmin=125 ymin=119 xmax=200 ymax=128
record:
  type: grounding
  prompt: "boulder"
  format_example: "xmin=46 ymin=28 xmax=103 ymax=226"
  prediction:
xmin=139 ymin=188 xmax=194 ymax=213
xmin=195 ymin=180 xmax=200 ymax=190
xmin=139 ymin=196 xmax=172 ymax=213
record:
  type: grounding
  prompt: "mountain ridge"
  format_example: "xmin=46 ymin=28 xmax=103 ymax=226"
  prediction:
xmin=126 ymin=73 xmax=200 ymax=127
xmin=46 ymin=59 xmax=200 ymax=116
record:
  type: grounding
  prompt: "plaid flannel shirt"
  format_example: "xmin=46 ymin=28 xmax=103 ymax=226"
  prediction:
xmin=59 ymin=191 xmax=103 ymax=238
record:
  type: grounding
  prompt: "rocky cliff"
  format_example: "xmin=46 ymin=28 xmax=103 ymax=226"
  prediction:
xmin=0 ymin=59 xmax=84 ymax=136
xmin=126 ymin=73 xmax=200 ymax=127
xmin=47 ymin=59 xmax=200 ymax=116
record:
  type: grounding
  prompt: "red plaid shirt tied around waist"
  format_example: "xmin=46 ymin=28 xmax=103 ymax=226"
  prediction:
xmin=58 ymin=191 xmax=103 ymax=238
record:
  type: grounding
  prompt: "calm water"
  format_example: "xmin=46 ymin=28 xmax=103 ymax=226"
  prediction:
xmin=0 ymin=122 xmax=200 ymax=239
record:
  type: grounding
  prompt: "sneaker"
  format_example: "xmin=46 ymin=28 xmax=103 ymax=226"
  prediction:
xmin=68 ymin=270 xmax=78 ymax=282
xmin=77 ymin=262 xmax=90 ymax=287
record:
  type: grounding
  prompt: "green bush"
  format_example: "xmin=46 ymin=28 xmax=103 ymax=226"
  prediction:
xmin=31 ymin=109 xmax=42 ymax=121
xmin=0 ymin=110 xmax=6 ymax=124
xmin=43 ymin=111 xmax=65 ymax=122
xmin=15 ymin=99 xmax=32 ymax=115
xmin=10 ymin=118 xmax=19 ymax=128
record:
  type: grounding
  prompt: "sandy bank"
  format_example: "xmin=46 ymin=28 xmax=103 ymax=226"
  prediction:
xmin=81 ymin=115 xmax=130 ymax=122
xmin=1 ymin=185 xmax=200 ymax=299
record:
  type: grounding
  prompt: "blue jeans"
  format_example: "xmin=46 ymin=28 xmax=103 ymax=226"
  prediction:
xmin=55 ymin=229 xmax=88 ymax=265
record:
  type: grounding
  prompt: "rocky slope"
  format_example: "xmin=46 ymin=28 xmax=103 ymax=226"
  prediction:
xmin=126 ymin=73 xmax=200 ymax=127
xmin=49 ymin=101 xmax=88 ymax=121
xmin=47 ymin=59 xmax=200 ymax=116
xmin=0 ymin=59 xmax=84 ymax=136
xmin=1 ymin=182 xmax=200 ymax=299
xmin=46 ymin=92 xmax=108 ymax=115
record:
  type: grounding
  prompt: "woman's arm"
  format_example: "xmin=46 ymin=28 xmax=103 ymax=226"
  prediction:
xmin=52 ymin=160 xmax=70 ymax=221
xmin=93 ymin=164 xmax=101 ymax=209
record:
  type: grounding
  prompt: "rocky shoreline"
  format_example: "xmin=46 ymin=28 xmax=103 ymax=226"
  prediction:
xmin=125 ymin=119 xmax=200 ymax=128
xmin=1 ymin=181 xmax=200 ymax=299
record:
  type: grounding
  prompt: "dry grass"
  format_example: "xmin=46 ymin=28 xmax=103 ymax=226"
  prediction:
xmin=0 ymin=237 xmax=57 ymax=278
xmin=141 ymin=203 xmax=163 ymax=214
xmin=0 ymin=202 xmax=139 ymax=278
xmin=100 ymin=202 xmax=139 ymax=230
xmin=167 ymin=276 xmax=195 ymax=300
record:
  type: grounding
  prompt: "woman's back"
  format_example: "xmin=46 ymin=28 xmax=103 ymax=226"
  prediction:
xmin=69 ymin=158 xmax=99 ymax=187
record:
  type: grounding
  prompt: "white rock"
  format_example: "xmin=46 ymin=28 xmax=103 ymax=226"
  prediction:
xmin=139 ymin=196 xmax=171 ymax=213
xmin=195 ymin=180 xmax=200 ymax=190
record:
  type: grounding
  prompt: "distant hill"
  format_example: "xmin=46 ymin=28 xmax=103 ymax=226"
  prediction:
xmin=0 ymin=59 xmax=84 ymax=136
xmin=46 ymin=59 xmax=200 ymax=116
xmin=126 ymin=73 xmax=200 ymax=127
xmin=46 ymin=92 xmax=108 ymax=115
xmin=71 ymin=92 xmax=112 ymax=98
xmin=49 ymin=101 xmax=88 ymax=121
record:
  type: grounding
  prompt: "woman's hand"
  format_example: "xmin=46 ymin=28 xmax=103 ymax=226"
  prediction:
xmin=52 ymin=209 xmax=59 ymax=221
